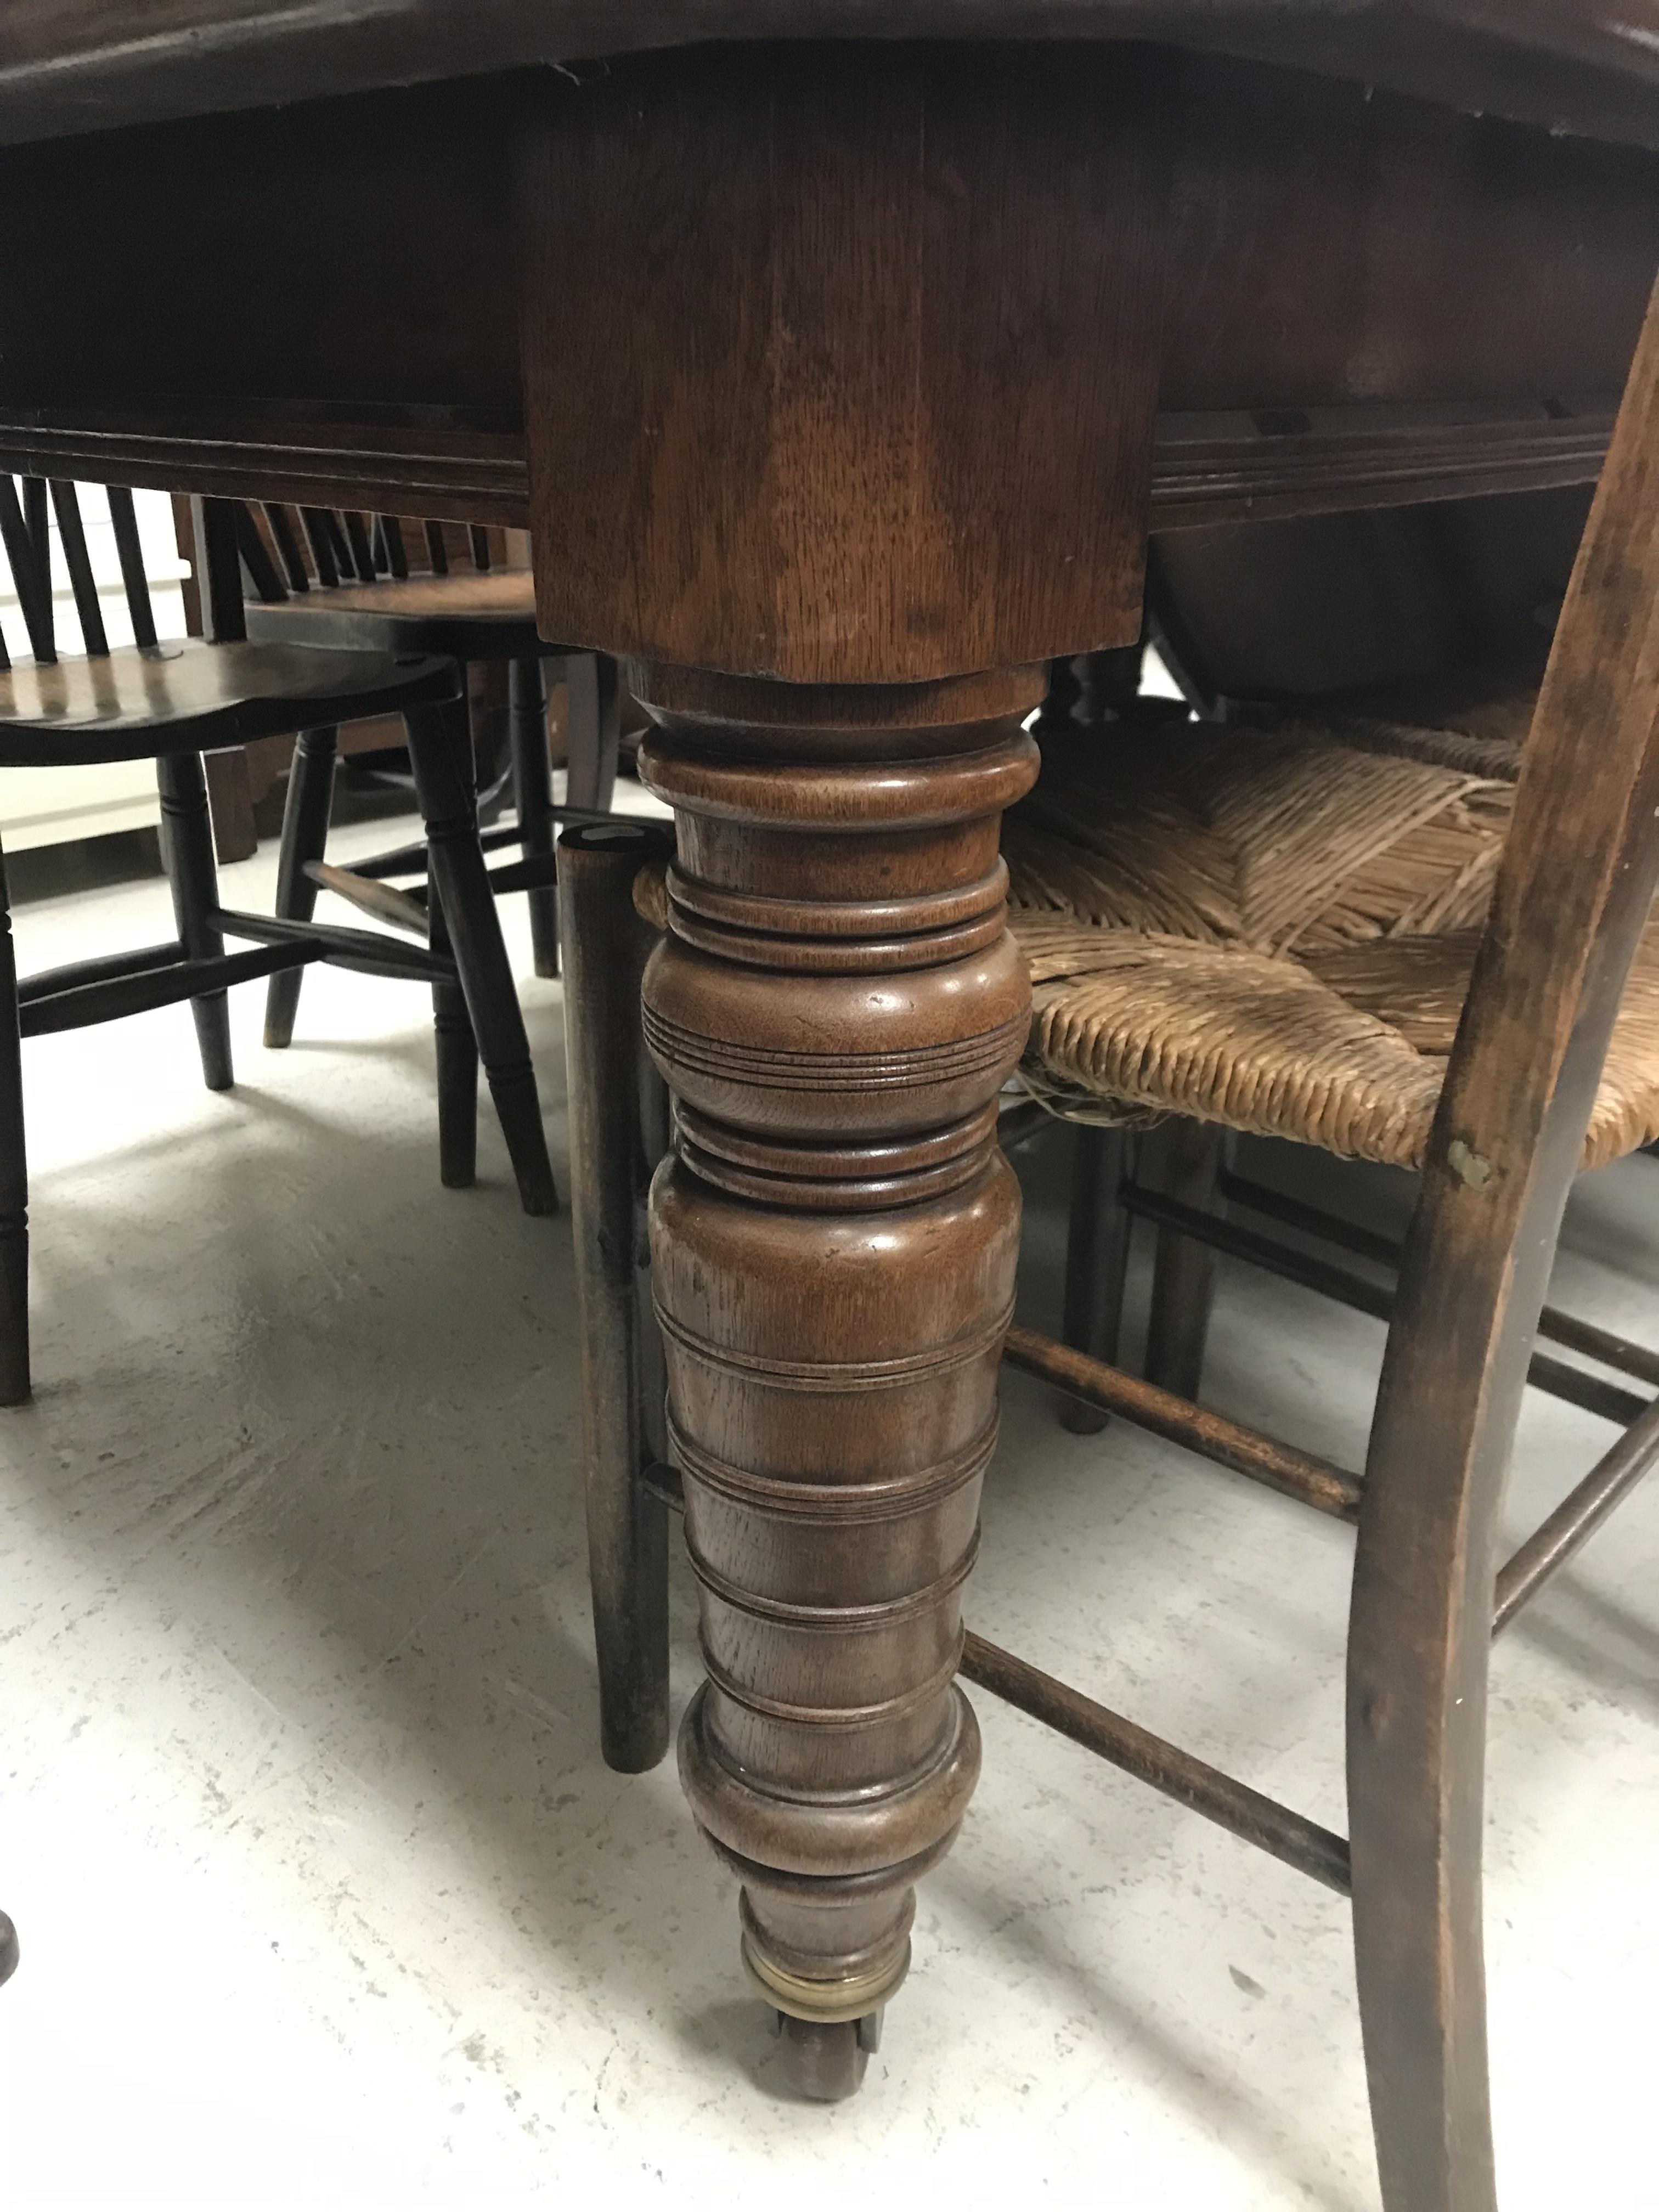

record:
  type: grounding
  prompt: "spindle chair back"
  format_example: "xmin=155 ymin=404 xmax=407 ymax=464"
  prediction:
xmin=228 ymin=501 xmax=623 ymax=1041
xmin=0 ymin=478 xmax=558 ymax=1410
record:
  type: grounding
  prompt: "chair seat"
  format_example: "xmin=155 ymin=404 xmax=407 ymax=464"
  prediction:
xmin=0 ymin=639 xmax=458 ymax=767
xmin=245 ymin=571 xmax=555 ymax=662
xmin=1008 ymin=690 xmax=1659 ymax=1170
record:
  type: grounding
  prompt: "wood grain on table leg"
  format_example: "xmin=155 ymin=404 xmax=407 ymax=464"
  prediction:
xmin=636 ymin=665 xmax=1040 ymax=2087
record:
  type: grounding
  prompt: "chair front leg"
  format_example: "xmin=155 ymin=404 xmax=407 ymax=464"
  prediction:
xmin=0 ymin=840 xmax=29 ymax=1405
xmin=1144 ymin=1118 xmax=1226 ymax=1400
xmin=1058 ymin=1123 xmax=1132 ymax=1435
xmin=558 ymin=819 xmax=676 ymax=1770
xmin=509 ymin=657 xmax=561 ymax=979
xmin=264 ymin=723 xmax=338 ymax=1048
xmin=156 ymin=750 xmax=232 ymax=1092
xmin=403 ymin=698 xmax=558 ymax=1216
xmin=425 ymin=873 xmax=479 ymax=1190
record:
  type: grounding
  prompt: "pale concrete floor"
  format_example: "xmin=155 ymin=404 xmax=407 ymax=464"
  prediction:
xmin=0 ymin=800 xmax=1655 ymax=2209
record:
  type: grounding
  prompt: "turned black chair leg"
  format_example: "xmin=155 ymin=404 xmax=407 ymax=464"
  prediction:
xmin=156 ymin=751 xmax=232 ymax=1092
xmin=403 ymin=699 xmax=558 ymax=1216
xmin=1144 ymin=1119 xmax=1228 ymax=1400
xmin=509 ymin=657 xmax=560 ymax=979
xmin=565 ymin=651 xmax=623 ymax=815
xmin=0 ymin=843 xmax=30 ymax=1406
xmin=264 ymin=723 xmax=338 ymax=1047
xmin=1058 ymin=1124 xmax=1132 ymax=1435
xmin=426 ymin=876 xmax=479 ymax=1189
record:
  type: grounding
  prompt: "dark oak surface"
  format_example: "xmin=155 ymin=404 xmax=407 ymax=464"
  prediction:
xmin=2 ymin=1 xmax=1657 ymax=151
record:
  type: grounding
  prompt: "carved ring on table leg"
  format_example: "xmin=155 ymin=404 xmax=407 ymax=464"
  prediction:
xmin=637 ymin=663 xmax=1041 ymax=2086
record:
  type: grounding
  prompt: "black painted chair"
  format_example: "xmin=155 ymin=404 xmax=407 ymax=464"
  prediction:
xmin=0 ymin=479 xmax=557 ymax=1407
xmin=231 ymin=504 xmax=622 ymax=1048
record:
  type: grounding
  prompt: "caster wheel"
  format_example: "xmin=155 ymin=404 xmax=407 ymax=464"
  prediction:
xmin=770 ymin=2008 xmax=881 ymax=2101
xmin=0 ymin=1910 xmax=18 ymax=1988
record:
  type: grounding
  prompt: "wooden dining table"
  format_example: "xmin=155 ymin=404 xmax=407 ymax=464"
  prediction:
xmin=2 ymin=5 xmax=1655 ymax=2203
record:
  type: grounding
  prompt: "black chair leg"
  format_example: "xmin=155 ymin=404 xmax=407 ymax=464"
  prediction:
xmin=403 ymin=699 xmax=558 ymax=1216
xmin=509 ymin=657 xmax=560 ymax=980
xmin=157 ymin=751 xmax=232 ymax=1091
xmin=426 ymin=876 xmax=479 ymax=1189
xmin=1144 ymin=1118 xmax=1228 ymax=1400
xmin=0 ymin=843 xmax=30 ymax=1406
xmin=1058 ymin=1124 xmax=1132 ymax=1435
xmin=566 ymin=651 xmax=622 ymax=815
xmin=264 ymin=724 xmax=338 ymax=1047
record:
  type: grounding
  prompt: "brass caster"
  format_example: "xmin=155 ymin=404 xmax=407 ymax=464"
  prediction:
xmin=770 ymin=2007 xmax=882 ymax=2101
xmin=0 ymin=1910 xmax=18 ymax=1988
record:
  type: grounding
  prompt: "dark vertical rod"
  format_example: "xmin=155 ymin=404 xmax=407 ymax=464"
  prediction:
xmin=232 ymin=503 xmax=286 ymax=603
xmin=298 ymin=508 xmax=341 ymax=588
xmin=637 ymin=997 xmax=674 ymax=1480
xmin=565 ymin=651 xmax=623 ymax=814
xmin=48 ymin=482 xmax=108 ymax=656
xmin=425 ymin=872 xmax=478 ymax=1190
xmin=1145 ymin=1119 xmax=1227 ymax=1400
xmin=0 ymin=842 xmax=30 ymax=1404
xmin=560 ymin=819 xmax=677 ymax=1771
xmin=467 ymin=524 xmax=492 ymax=572
xmin=19 ymin=479 xmax=53 ymax=662
xmin=320 ymin=511 xmax=354 ymax=582
xmin=509 ymin=657 xmax=560 ymax=979
xmin=379 ymin=515 xmax=409 ymax=579
xmin=404 ymin=698 xmax=557 ymax=1216
xmin=341 ymin=511 xmax=376 ymax=583
xmin=106 ymin=487 xmax=157 ymax=648
xmin=0 ymin=477 xmax=54 ymax=663
xmin=156 ymin=751 xmax=233 ymax=1091
xmin=188 ymin=496 xmax=246 ymax=643
xmin=261 ymin=504 xmax=310 ymax=592
xmin=423 ymin=521 xmax=449 ymax=575
xmin=1059 ymin=1124 xmax=1132 ymax=1436
xmin=263 ymin=726 xmax=339 ymax=1048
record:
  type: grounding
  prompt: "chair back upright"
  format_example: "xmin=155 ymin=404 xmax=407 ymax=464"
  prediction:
xmin=233 ymin=503 xmax=506 ymax=611
xmin=0 ymin=477 xmax=160 ymax=668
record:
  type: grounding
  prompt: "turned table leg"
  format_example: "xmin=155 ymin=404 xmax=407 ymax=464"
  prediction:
xmin=634 ymin=664 xmax=1040 ymax=2091
xmin=518 ymin=38 xmax=1166 ymax=2089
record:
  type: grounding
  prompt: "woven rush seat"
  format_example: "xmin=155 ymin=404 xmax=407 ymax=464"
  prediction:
xmin=1007 ymin=693 xmax=1659 ymax=1169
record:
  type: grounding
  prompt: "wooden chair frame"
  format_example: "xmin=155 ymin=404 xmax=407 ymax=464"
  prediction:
xmin=230 ymin=501 xmax=624 ymax=1040
xmin=0 ymin=481 xmax=559 ymax=1408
